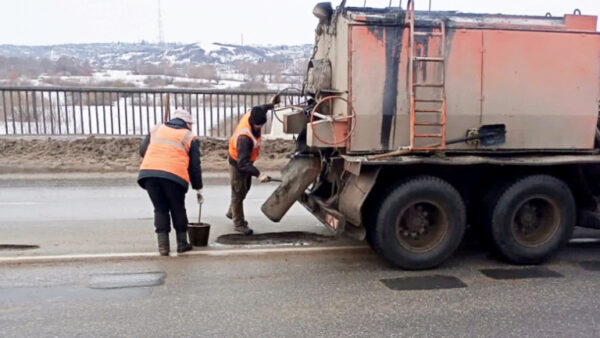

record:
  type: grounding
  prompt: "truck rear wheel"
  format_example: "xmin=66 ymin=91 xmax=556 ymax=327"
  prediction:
xmin=372 ymin=176 xmax=466 ymax=270
xmin=485 ymin=175 xmax=575 ymax=264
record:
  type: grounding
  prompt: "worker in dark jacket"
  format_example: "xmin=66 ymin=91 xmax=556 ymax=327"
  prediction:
xmin=226 ymin=95 xmax=280 ymax=235
xmin=138 ymin=109 xmax=203 ymax=255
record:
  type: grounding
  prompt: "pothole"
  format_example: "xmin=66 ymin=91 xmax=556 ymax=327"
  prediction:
xmin=0 ymin=244 xmax=40 ymax=251
xmin=216 ymin=231 xmax=334 ymax=246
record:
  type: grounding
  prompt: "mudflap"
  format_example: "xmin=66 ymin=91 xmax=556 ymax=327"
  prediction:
xmin=337 ymin=166 xmax=380 ymax=240
xmin=298 ymin=193 xmax=347 ymax=237
xmin=261 ymin=157 xmax=322 ymax=222
xmin=578 ymin=209 xmax=600 ymax=229
xmin=298 ymin=163 xmax=380 ymax=240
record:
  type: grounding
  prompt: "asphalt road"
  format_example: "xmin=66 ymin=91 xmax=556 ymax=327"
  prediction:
xmin=2 ymin=243 xmax=600 ymax=337
xmin=0 ymin=174 xmax=345 ymax=256
xmin=2 ymin=174 xmax=600 ymax=337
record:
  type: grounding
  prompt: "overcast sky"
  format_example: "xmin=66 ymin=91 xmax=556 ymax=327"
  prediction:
xmin=1 ymin=0 xmax=599 ymax=46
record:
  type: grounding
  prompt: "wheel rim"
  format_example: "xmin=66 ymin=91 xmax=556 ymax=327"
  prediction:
xmin=394 ymin=201 xmax=448 ymax=253
xmin=510 ymin=196 xmax=560 ymax=248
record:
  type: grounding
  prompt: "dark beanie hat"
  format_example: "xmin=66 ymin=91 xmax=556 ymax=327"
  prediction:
xmin=249 ymin=106 xmax=268 ymax=125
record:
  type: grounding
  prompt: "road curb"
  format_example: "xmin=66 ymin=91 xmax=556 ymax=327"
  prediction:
xmin=0 ymin=245 xmax=370 ymax=265
xmin=0 ymin=171 xmax=282 ymax=181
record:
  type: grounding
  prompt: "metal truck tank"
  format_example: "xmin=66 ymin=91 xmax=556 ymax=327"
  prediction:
xmin=302 ymin=1 xmax=600 ymax=152
xmin=263 ymin=2 xmax=600 ymax=270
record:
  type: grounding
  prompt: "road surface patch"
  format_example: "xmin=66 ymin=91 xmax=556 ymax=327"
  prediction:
xmin=380 ymin=275 xmax=467 ymax=291
xmin=578 ymin=261 xmax=600 ymax=271
xmin=0 ymin=244 xmax=39 ymax=251
xmin=89 ymin=271 xmax=166 ymax=289
xmin=480 ymin=267 xmax=563 ymax=280
xmin=216 ymin=231 xmax=334 ymax=246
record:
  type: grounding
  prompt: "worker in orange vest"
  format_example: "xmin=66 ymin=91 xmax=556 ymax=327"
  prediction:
xmin=226 ymin=95 xmax=280 ymax=235
xmin=138 ymin=109 xmax=203 ymax=255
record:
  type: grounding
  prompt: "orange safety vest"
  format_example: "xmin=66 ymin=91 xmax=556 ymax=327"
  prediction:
xmin=228 ymin=112 xmax=261 ymax=162
xmin=140 ymin=124 xmax=195 ymax=183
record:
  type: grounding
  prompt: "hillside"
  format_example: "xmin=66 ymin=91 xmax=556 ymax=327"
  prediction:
xmin=0 ymin=42 xmax=313 ymax=90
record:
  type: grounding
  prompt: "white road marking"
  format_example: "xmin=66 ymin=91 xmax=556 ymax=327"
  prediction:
xmin=0 ymin=202 xmax=39 ymax=206
xmin=0 ymin=245 xmax=368 ymax=264
xmin=3 ymin=236 xmax=598 ymax=265
xmin=569 ymin=238 xmax=600 ymax=244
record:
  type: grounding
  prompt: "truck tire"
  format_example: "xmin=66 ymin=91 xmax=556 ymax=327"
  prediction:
xmin=372 ymin=176 xmax=466 ymax=270
xmin=485 ymin=175 xmax=575 ymax=264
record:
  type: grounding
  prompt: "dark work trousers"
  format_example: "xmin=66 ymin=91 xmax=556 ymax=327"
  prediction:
xmin=144 ymin=177 xmax=189 ymax=234
xmin=228 ymin=164 xmax=251 ymax=227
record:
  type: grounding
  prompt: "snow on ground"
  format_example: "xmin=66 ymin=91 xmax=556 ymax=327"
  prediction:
xmin=3 ymin=68 xmax=303 ymax=91
xmin=33 ymin=68 xmax=303 ymax=90
xmin=92 ymin=70 xmax=132 ymax=80
xmin=221 ymin=73 xmax=246 ymax=82
xmin=197 ymin=42 xmax=226 ymax=53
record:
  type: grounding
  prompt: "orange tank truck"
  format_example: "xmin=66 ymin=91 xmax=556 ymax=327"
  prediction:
xmin=262 ymin=1 xmax=600 ymax=270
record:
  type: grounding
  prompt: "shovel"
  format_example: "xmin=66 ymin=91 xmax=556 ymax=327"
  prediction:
xmin=187 ymin=191 xmax=210 ymax=247
xmin=258 ymin=176 xmax=283 ymax=183
xmin=368 ymin=124 xmax=506 ymax=160
xmin=445 ymin=124 xmax=506 ymax=147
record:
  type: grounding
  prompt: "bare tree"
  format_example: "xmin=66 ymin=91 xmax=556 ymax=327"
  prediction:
xmin=186 ymin=64 xmax=220 ymax=84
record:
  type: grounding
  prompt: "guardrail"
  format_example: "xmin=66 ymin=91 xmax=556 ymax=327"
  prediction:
xmin=0 ymin=86 xmax=303 ymax=138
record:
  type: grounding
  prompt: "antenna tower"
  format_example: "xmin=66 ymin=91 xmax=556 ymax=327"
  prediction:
xmin=158 ymin=0 xmax=165 ymax=44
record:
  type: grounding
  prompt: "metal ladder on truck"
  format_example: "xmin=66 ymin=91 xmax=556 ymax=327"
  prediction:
xmin=405 ymin=0 xmax=447 ymax=150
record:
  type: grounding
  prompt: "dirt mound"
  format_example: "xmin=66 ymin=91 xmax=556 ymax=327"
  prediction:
xmin=0 ymin=136 xmax=295 ymax=174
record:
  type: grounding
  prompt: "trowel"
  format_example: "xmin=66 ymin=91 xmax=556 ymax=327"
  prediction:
xmin=196 ymin=192 xmax=204 ymax=222
xmin=257 ymin=176 xmax=283 ymax=183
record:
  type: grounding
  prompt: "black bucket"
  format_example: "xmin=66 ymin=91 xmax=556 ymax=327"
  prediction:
xmin=188 ymin=223 xmax=211 ymax=247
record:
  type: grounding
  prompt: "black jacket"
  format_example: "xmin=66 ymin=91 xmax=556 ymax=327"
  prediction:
xmin=138 ymin=118 xmax=203 ymax=191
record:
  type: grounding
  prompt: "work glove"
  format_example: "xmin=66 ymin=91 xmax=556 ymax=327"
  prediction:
xmin=269 ymin=94 xmax=281 ymax=106
xmin=195 ymin=189 xmax=204 ymax=204
xmin=258 ymin=173 xmax=271 ymax=183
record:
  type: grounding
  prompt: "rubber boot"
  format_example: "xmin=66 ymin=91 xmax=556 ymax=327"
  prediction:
xmin=157 ymin=233 xmax=169 ymax=256
xmin=176 ymin=232 xmax=193 ymax=253
xmin=234 ymin=220 xmax=254 ymax=236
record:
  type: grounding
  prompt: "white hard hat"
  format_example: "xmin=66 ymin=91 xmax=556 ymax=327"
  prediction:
xmin=172 ymin=109 xmax=193 ymax=124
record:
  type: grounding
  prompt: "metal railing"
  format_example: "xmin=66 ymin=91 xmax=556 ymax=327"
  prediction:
xmin=0 ymin=86 xmax=303 ymax=138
